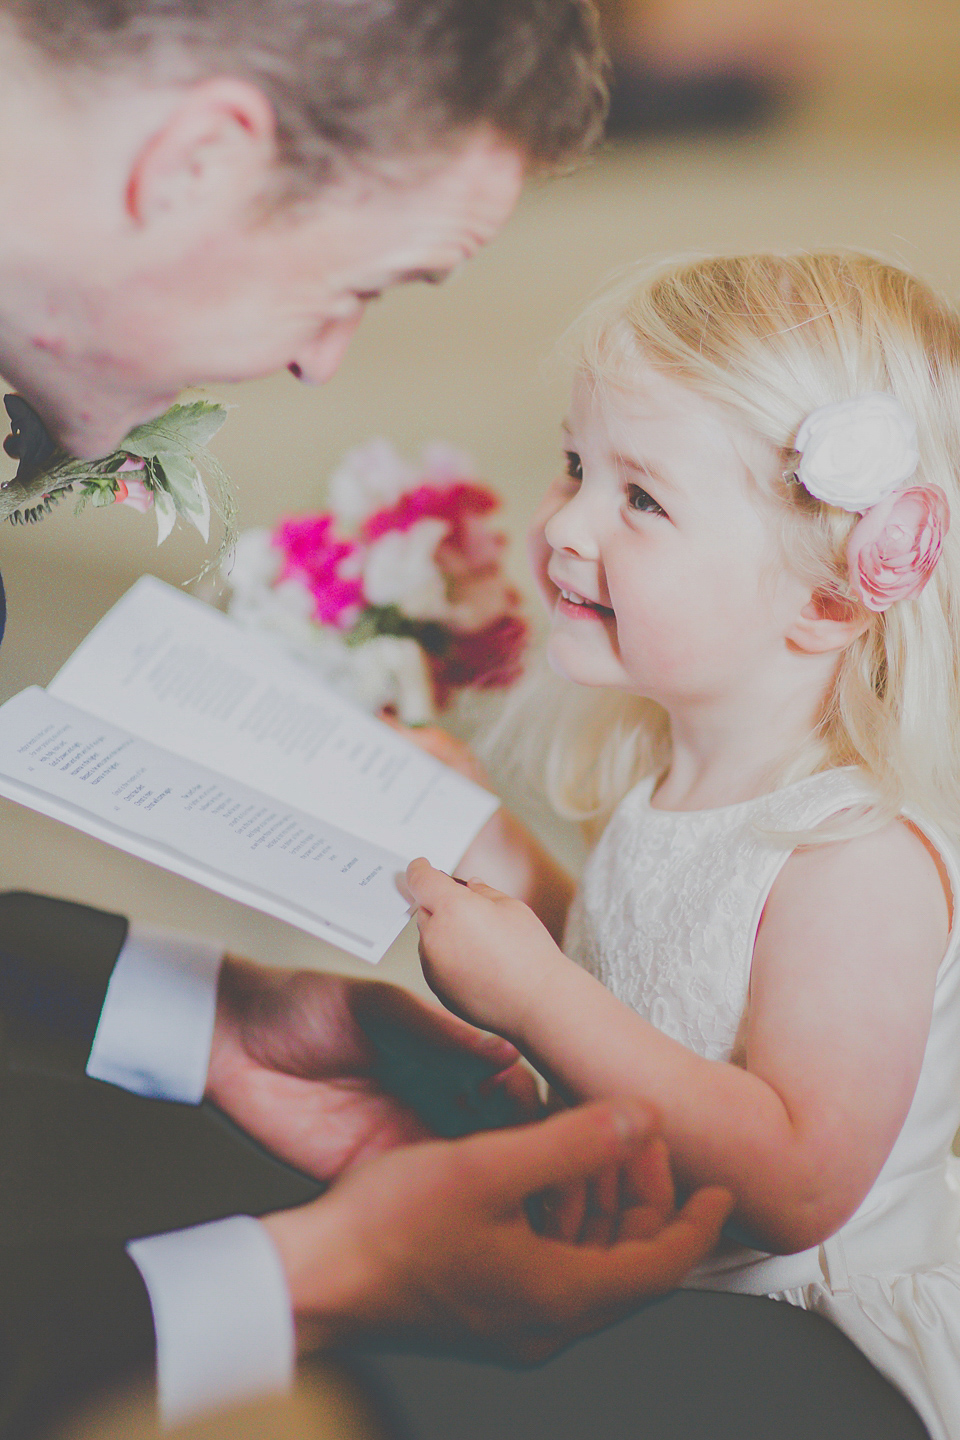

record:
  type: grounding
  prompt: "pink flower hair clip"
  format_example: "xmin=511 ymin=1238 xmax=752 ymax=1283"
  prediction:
xmin=787 ymin=392 xmax=950 ymax=613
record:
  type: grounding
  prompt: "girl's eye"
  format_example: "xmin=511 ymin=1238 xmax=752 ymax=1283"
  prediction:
xmin=626 ymin=483 xmax=666 ymax=518
xmin=564 ymin=450 xmax=583 ymax=481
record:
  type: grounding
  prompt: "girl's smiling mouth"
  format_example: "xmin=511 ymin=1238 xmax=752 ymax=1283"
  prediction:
xmin=555 ymin=585 xmax=615 ymax=619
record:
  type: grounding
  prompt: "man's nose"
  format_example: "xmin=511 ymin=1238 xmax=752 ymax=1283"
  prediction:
xmin=289 ymin=313 xmax=366 ymax=386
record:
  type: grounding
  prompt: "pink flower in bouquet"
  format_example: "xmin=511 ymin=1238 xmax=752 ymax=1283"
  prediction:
xmin=363 ymin=481 xmax=499 ymax=547
xmin=436 ymin=513 xmax=507 ymax=580
xmin=274 ymin=514 xmax=364 ymax=627
xmin=430 ymin=614 xmax=529 ymax=709
xmin=846 ymin=485 xmax=949 ymax=612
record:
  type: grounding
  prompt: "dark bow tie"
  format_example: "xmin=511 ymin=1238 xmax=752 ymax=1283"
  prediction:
xmin=2 ymin=394 xmax=58 ymax=484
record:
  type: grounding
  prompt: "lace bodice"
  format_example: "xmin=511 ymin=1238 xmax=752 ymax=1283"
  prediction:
xmin=564 ymin=768 xmax=875 ymax=1062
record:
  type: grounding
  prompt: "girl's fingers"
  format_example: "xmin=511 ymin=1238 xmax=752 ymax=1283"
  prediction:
xmin=539 ymin=1181 xmax=588 ymax=1242
xmin=580 ymin=1166 xmax=621 ymax=1247
xmin=464 ymin=877 xmax=509 ymax=900
xmin=406 ymin=858 xmax=509 ymax=911
xmin=405 ymin=856 xmax=453 ymax=911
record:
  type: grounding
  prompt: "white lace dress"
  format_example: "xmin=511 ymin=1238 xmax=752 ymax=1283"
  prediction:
xmin=564 ymin=768 xmax=960 ymax=1440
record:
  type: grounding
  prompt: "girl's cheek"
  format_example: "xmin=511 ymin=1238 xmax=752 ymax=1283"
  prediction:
xmin=526 ymin=521 xmax=555 ymax=611
xmin=527 ymin=481 xmax=566 ymax=610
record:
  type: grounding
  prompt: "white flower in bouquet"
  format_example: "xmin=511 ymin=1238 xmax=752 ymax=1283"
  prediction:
xmin=362 ymin=518 xmax=451 ymax=620
xmin=328 ymin=439 xmax=415 ymax=527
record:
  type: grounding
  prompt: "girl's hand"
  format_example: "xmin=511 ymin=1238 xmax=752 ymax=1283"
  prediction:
xmin=406 ymin=858 xmax=567 ymax=1041
xmin=379 ymin=711 xmax=492 ymax=788
xmin=388 ymin=714 xmax=577 ymax=938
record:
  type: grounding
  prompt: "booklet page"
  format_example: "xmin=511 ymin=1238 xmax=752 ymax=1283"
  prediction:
xmin=50 ymin=578 xmax=498 ymax=868
xmin=0 ymin=688 xmax=412 ymax=962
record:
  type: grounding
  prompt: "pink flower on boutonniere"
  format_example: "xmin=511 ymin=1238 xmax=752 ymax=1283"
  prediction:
xmin=847 ymin=485 xmax=950 ymax=612
xmin=120 ymin=478 xmax=155 ymax=514
xmin=111 ymin=457 xmax=153 ymax=511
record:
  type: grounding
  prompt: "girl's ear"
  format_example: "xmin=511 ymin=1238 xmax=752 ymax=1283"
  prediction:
xmin=787 ymin=589 xmax=872 ymax=655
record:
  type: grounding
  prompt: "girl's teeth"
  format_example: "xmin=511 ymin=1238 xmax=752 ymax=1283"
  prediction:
xmin=561 ymin=589 xmax=586 ymax=605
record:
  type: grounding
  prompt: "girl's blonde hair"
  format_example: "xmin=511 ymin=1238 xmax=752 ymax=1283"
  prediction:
xmin=490 ymin=251 xmax=960 ymax=839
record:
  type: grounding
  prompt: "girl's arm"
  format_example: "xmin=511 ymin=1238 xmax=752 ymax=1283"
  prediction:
xmin=408 ymin=819 xmax=949 ymax=1255
xmin=390 ymin=722 xmax=576 ymax=942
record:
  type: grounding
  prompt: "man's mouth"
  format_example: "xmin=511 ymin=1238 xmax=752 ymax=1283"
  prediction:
xmin=555 ymin=586 xmax=615 ymax=618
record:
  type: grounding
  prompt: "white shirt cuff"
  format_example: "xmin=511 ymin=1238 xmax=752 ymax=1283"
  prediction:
xmin=127 ymin=1216 xmax=295 ymax=1427
xmin=86 ymin=926 xmax=223 ymax=1103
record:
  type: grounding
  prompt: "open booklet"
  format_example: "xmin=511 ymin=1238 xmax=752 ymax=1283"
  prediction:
xmin=0 ymin=577 xmax=499 ymax=962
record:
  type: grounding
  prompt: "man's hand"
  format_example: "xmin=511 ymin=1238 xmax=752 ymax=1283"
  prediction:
xmin=205 ymin=957 xmax=537 ymax=1181
xmin=261 ymin=1101 xmax=733 ymax=1363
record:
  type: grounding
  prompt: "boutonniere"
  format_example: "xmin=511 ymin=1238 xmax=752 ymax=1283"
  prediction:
xmin=0 ymin=394 xmax=234 ymax=556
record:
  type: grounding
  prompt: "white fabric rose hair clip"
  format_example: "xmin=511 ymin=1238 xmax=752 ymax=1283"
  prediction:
xmin=787 ymin=392 xmax=950 ymax=612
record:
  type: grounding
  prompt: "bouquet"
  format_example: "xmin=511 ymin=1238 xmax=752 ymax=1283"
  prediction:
xmin=224 ymin=440 xmax=529 ymax=724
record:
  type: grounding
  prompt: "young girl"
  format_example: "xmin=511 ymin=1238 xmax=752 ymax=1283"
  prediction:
xmin=406 ymin=251 xmax=960 ymax=1440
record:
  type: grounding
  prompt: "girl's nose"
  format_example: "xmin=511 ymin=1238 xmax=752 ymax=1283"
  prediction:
xmin=542 ymin=487 xmax=600 ymax=559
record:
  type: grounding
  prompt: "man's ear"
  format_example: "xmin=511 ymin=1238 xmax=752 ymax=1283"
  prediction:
xmin=787 ymin=588 xmax=872 ymax=655
xmin=126 ymin=78 xmax=277 ymax=227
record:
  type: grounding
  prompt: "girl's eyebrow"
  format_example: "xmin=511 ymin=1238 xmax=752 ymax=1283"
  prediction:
xmin=616 ymin=452 xmax=677 ymax=493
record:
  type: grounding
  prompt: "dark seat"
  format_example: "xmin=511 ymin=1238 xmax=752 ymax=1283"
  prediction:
xmin=346 ymin=1289 xmax=929 ymax=1440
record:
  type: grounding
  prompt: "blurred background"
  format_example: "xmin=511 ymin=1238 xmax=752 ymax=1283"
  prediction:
xmin=2 ymin=0 xmax=960 ymax=1011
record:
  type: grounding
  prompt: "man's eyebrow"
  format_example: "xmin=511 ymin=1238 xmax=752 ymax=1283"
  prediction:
xmin=397 ymin=268 xmax=450 ymax=286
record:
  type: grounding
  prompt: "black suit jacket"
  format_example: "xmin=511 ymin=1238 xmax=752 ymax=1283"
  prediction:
xmin=0 ymin=891 xmax=321 ymax=1440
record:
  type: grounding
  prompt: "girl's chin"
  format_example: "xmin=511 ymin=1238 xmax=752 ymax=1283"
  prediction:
xmin=545 ymin=638 xmax=621 ymax=688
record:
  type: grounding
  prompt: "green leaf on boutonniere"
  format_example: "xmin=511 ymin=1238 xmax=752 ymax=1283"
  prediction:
xmin=122 ymin=401 xmax=227 ymax=458
xmin=153 ymin=453 xmax=211 ymax=542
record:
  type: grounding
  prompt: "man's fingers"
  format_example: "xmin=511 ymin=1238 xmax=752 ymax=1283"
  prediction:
xmin=470 ymin=1101 xmax=659 ymax=1207
xmin=539 ymin=1181 xmax=588 ymax=1243
xmin=483 ymin=1061 xmax=543 ymax=1120
xmin=357 ymin=979 xmax=519 ymax=1070
xmin=541 ymin=1185 xmax=734 ymax=1318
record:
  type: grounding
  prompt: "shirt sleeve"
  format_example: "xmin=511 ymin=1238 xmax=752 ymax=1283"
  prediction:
xmin=85 ymin=925 xmax=223 ymax=1103
xmin=127 ymin=1216 xmax=296 ymax=1426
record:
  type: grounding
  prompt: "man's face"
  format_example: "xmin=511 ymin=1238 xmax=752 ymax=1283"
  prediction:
xmin=12 ymin=130 xmax=525 ymax=458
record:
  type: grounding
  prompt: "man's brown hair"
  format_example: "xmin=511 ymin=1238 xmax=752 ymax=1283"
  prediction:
xmin=7 ymin=0 xmax=607 ymax=194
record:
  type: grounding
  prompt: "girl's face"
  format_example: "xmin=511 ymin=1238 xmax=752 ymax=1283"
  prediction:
xmin=529 ymin=364 xmax=813 ymax=708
